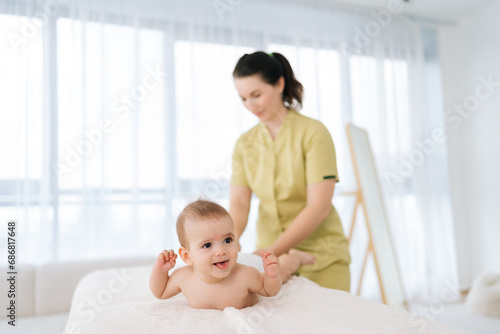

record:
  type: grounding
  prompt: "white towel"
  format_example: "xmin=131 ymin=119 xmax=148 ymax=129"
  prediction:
xmin=64 ymin=254 xmax=467 ymax=334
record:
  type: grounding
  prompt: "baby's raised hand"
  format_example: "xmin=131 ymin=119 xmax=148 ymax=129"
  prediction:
xmin=153 ymin=249 xmax=177 ymax=273
xmin=261 ymin=251 xmax=280 ymax=279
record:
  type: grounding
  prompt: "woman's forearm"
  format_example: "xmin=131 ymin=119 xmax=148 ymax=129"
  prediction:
xmin=229 ymin=186 xmax=252 ymax=241
xmin=271 ymin=204 xmax=330 ymax=257
xmin=230 ymin=204 xmax=249 ymax=240
xmin=270 ymin=180 xmax=335 ymax=256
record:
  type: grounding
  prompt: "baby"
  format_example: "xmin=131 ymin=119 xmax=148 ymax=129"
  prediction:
xmin=149 ymin=199 xmax=315 ymax=310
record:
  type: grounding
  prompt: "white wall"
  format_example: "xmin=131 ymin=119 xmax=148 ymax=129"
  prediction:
xmin=438 ymin=1 xmax=500 ymax=288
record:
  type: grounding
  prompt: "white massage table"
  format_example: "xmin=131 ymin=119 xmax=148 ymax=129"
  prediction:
xmin=64 ymin=254 xmax=468 ymax=333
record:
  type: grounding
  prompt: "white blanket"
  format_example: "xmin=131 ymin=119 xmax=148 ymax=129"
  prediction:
xmin=64 ymin=254 xmax=467 ymax=334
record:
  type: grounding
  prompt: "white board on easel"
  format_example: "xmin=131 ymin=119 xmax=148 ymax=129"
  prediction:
xmin=346 ymin=124 xmax=407 ymax=310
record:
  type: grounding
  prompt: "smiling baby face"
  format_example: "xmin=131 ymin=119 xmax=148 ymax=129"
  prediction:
xmin=180 ymin=214 xmax=238 ymax=283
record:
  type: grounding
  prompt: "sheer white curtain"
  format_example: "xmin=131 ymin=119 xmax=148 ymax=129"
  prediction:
xmin=0 ymin=0 xmax=456 ymax=301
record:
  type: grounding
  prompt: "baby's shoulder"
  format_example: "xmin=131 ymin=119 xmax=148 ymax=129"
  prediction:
xmin=230 ymin=264 xmax=263 ymax=291
xmin=170 ymin=266 xmax=192 ymax=281
xmin=233 ymin=263 xmax=261 ymax=278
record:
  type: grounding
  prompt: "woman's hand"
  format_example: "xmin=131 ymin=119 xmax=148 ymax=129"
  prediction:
xmin=253 ymin=248 xmax=272 ymax=256
xmin=252 ymin=248 xmax=263 ymax=256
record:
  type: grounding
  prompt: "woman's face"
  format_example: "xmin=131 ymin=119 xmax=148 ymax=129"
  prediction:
xmin=234 ymin=74 xmax=285 ymax=122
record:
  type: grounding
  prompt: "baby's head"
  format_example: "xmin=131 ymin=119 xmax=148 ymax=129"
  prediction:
xmin=176 ymin=199 xmax=238 ymax=283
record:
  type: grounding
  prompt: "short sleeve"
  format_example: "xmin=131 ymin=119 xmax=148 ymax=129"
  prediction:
xmin=304 ymin=123 xmax=339 ymax=184
xmin=230 ymin=138 xmax=249 ymax=186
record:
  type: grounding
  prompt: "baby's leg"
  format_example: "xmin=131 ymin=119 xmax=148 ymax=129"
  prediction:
xmin=279 ymin=249 xmax=315 ymax=283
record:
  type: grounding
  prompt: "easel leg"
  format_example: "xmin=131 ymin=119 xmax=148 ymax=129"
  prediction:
xmin=371 ymin=247 xmax=387 ymax=304
xmin=348 ymin=196 xmax=360 ymax=242
xmin=357 ymin=244 xmax=371 ymax=296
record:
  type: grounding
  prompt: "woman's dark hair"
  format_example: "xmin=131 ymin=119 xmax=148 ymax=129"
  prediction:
xmin=233 ymin=51 xmax=303 ymax=110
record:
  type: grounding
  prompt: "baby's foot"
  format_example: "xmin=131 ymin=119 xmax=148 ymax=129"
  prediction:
xmin=289 ymin=249 xmax=316 ymax=266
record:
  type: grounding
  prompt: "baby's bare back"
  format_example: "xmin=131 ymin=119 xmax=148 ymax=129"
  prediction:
xmin=178 ymin=264 xmax=260 ymax=310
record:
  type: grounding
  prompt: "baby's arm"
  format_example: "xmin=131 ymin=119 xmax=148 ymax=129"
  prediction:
xmin=149 ymin=250 xmax=182 ymax=299
xmin=249 ymin=251 xmax=282 ymax=297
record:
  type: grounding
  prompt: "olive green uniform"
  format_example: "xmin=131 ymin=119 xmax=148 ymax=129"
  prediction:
xmin=231 ymin=110 xmax=351 ymax=291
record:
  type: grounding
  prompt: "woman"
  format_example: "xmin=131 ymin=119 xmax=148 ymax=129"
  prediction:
xmin=229 ymin=51 xmax=351 ymax=291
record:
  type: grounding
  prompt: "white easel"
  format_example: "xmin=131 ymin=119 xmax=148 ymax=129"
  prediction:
xmin=345 ymin=124 xmax=407 ymax=310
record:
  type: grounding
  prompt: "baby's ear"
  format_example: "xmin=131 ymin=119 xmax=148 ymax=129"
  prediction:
xmin=178 ymin=246 xmax=193 ymax=266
